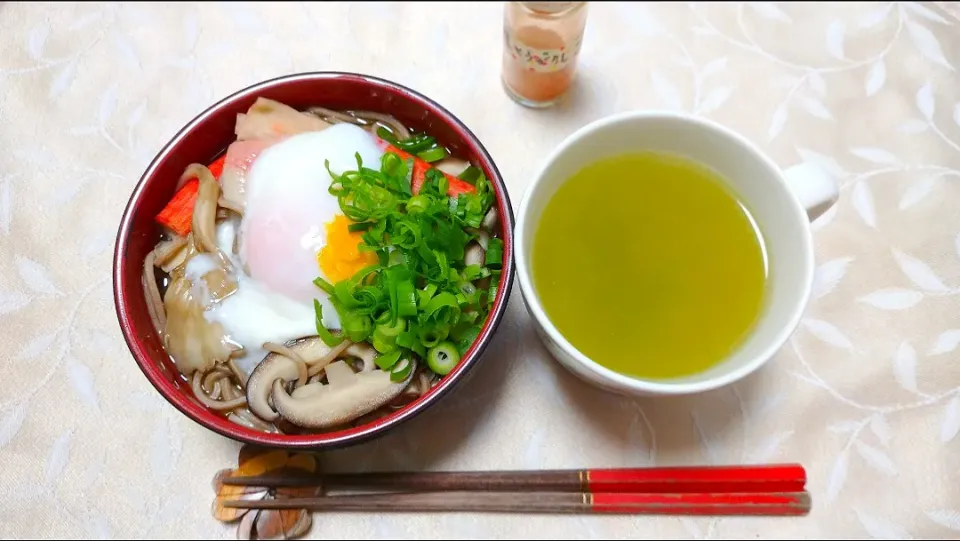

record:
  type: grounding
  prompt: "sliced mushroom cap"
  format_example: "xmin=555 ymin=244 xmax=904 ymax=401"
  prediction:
xmin=154 ymin=235 xmax=189 ymax=273
xmin=245 ymin=336 xmax=349 ymax=422
xmin=345 ymin=342 xmax=377 ymax=372
xmin=271 ymin=359 xmax=416 ymax=429
xmin=162 ymin=254 xmax=234 ymax=376
xmin=472 ymin=229 xmax=490 ymax=251
xmin=434 ymin=158 xmax=470 ymax=178
xmin=465 ymin=242 xmax=485 ymax=267
xmin=481 ymin=207 xmax=499 ymax=233
xmin=246 ymin=354 xmax=298 ymax=422
xmin=185 ymin=164 xmax=227 ymax=262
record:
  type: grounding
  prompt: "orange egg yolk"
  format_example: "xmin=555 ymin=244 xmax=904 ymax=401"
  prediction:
xmin=318 ymin=215 xmax=379 ymax=283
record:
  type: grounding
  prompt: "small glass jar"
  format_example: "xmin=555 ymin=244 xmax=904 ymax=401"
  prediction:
xmin=501 ymin=2 xmax=589 ymax=109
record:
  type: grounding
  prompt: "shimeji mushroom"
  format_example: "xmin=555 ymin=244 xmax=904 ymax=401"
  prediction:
xmin=464 ymin=242 xmax=485 ymax=267
xmin=270 ymin=358 xmax=416 ymax=429
xmin=245 ymin=337 xmax=351 ymax=422
xmin=481 ymin=207 xmax=498 ymax=233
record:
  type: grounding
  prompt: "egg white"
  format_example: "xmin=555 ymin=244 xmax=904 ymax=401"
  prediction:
xmin=241 ymin=124 xmax=385 ymax=307
xmin=192 ymin=123 xmax=385 ymax=375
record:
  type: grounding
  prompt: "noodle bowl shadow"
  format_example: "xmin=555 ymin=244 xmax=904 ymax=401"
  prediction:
xmin=113 ymin=72 xmax=515 ymax=450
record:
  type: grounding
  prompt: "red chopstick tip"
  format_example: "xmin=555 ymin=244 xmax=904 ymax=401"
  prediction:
xmin=586 ymin=463 xmax=809 ymax=494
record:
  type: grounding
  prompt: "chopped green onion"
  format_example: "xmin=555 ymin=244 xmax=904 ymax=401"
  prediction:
xmin=427 ymin=341 xmax=461 ymax=375
xmin=380 ymin=151 xmax=402 ymax=175
xmin=417 ymin=147 xmax=448 ymax=163
xmin=351 ymin=264 xmax=381 ymax=284
xmin=342 ymin=310 xmax=373 ymax=342
xmin=375 ymin=349 xmax=403 ymax=370
xmin=373 ymin=318 xmax=405 ymax=354
xmin=420 ymin=326 xmax=449 ymax=348
xmin=352 ymin=287 xmax=381 ymax=314
xmin=461 ymin=264 xmax=490 ymax=281
xmin=377 ymin=318 xmax=406 ymax=337
xmin=392 ymin=220 xmax=421 ymax=249
xmin=334 ymin=280 xmax=359 ymax=309
xmin=457 ymin=166 xmax=482 ymax=184
xmin=485 ymin=238 xmax=503 ymax=268
xmin=372 ymin=333 xmax=395 ymax=354
xmin=396 ymin=280 xmax=417 ymax=317
xmin=313 ymin=277 xmax=335 ymax=296
xmin=397 ymin=323 xmax=426 ymax=357
xmin=438 ymin=175 xmax=449 ymax=197
xmin=401 ymin=158 xmax=414 ymax=195
xmin=386 ymin=272 xmax=399 ymax=325
xmin=313 ymin=300 xmax=344 ymax=347
xmin=393 ymin=134 xmax=436 ymax=153
xmin=315 ymin=131 xmax=501 ymax=378
xmin=406 ymin=195 xmax=432 ymax=214
xmin=455 ymin=325 xmax=482 ymax=356
xmin=459 ymin=282 xmax=478 ymax=303
xmin=487 ymin=272 xmax=501 ymax=307
xmin=390 ymin=358 xmax=413 ymax=382
xmin=376 ymin=126 xmax=399 ymax=145
xmin=396 ymin=330 xmax=417 ymax=350
xmin=424 ymin=292 xmax=459 ymax=321
xmin=348 ymin=221 xmax=373 ymax=232
xmin=388 ymin=249 xmax=406 ymax=267
xmin=464 ymin=212 xmax=483 ymax=229
xmin=418 ymin=283 xmax=438 ymax=309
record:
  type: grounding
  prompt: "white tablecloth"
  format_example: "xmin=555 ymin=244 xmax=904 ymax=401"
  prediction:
xmin=2 ymin=2 xmax=960 ymax=539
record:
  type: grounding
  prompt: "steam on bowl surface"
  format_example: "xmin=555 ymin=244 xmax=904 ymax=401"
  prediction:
xmin=113 ymin=72 xmax=515 ymax=449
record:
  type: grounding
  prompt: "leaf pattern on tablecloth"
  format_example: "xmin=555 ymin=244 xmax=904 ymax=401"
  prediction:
xmin=0 ymin=2 xmax=958 ymax=539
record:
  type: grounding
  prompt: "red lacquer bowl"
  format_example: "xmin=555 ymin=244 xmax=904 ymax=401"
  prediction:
xmin=113 ymin=72 xmax=514 ymax=449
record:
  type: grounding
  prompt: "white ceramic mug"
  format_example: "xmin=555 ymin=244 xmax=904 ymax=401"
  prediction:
xmin=515 ymin=112 xmax=839 ymax=396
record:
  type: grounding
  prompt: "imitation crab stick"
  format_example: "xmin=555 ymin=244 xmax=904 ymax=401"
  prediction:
xmin=381 ymin=143 xmax=477 ymax=198
xmin=155 ymin=154 xmax=226 ymax=236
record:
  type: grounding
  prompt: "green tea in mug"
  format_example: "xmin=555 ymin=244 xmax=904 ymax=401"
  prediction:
xmin=532 ymin=152 xmax=768 ymax=380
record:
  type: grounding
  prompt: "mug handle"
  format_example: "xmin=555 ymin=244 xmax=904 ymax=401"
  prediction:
xmin=783 ymin=162 xmax=839 ymax=222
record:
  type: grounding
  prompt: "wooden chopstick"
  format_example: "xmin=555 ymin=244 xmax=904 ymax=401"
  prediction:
xmin=221 ymin=490 xmax=812 ymax=516
xmin=221 ymin=463 xmax=807 ymax=494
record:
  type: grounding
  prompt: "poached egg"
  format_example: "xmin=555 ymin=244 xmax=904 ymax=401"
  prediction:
xmin=189 ymin=123 xmax=385 ymax=375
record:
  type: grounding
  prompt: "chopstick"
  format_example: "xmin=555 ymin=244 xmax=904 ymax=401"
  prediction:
xmin=221 ymin=463 xmax=807 ymax=494
xmin=221 ymin=490 xmax=812 ymax=516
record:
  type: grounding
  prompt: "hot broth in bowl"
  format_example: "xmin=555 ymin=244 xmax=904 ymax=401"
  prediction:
xmin=114 ymin=73 xmax=515 ymax=448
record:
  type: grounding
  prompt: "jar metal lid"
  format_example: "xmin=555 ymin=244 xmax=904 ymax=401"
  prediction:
xmin=519 ymin=2 xmax=584 ymax=15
